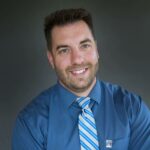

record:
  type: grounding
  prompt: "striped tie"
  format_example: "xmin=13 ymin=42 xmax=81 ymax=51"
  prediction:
xmin=77 ymin=97 xmax=100 ymax=150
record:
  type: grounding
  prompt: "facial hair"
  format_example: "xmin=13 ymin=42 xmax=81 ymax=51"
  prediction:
xmin=55 ymin=61 xmax=99 ymax=93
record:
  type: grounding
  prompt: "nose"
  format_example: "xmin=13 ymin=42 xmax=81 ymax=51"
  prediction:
xmin=71 ymin=48 xmax=84 ymax=65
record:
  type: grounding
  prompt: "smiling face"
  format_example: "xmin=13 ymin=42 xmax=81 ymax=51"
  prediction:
xmin=47 ymin=20 xmax=99 ymax=96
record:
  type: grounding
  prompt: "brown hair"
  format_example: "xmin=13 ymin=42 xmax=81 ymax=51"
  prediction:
xmin=44 ymin=8 xmax=95 ymax=51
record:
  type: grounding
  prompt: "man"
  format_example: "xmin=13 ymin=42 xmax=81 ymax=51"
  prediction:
xmin=12 ymin=8 xmax=150 ymax=150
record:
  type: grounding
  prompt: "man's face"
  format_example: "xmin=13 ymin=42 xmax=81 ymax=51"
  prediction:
xmin=47 ymin=20 xmax=99 ymax=94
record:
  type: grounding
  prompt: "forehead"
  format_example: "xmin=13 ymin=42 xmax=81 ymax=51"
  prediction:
xmin=51 ymin=21 xmax=94 ymax=45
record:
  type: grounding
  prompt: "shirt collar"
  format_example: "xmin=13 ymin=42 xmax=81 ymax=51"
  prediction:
xmin=56 ymin=81 xmax=78 ymax=110
xmin=56 ymin=79 xmax=101 ymax=110
xmin=88 ymin=79 xmax=101 ymax=104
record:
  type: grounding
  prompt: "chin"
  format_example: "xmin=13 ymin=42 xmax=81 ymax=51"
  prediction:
xmin=69 ymin=80 xmax=94 ymax=92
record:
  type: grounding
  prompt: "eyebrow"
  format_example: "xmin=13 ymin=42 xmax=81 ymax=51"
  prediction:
xmin=80 ymin=38 xmax=92 ymax=44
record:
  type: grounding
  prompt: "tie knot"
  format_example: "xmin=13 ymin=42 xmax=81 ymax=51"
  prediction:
xmin=76 ymin=97 xmax=90 ymax=109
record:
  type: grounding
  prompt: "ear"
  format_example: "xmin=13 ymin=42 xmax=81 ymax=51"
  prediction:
xmin=47 ymin=50 xmax=55 ymax=69
xmin=95 ymin=40 xmax=99 ymax=59
xmin=96 ymin=46 xmax=99 ymax=59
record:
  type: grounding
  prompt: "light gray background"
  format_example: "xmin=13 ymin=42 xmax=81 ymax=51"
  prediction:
xmin=0 ymin=0 xmax=150 ymax=149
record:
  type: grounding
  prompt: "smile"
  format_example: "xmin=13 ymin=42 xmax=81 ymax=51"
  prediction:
xmin=70 ymin=68 xmax=88 ymax=75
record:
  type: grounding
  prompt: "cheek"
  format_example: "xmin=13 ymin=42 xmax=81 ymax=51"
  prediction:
xmin=86 ymin=50 xmax=99 ymax=62
xmin=54 ymin=57 xmax=70 ymax=70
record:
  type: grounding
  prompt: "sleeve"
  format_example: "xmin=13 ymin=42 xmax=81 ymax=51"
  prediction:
xmin=12 ymin=114 xmax=46 ymax=150
xmin=128 ymin=97 xmax=150 ymax=150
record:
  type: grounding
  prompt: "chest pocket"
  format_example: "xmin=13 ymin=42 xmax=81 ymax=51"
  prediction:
xmin=100 ymin=136 xmax=129 ymax=150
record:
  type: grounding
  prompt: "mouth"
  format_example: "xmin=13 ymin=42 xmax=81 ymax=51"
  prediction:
xmin=69 ymin=67 xmax=88 ymax=76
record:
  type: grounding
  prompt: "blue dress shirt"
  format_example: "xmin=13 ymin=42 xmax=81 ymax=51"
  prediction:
xmin=12 ymin=80 xmax=150 ymax=150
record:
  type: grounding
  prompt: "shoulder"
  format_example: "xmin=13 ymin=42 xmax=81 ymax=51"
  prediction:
xmin=99 ymin=80 xmax=141 ymax=104
xmin=18 ymin=84 xmax=58 ymax=120
xmin=99 ymin=80 xmax=150 ymax=124
xmin=12 ymin=84 xmax=58 ymax=148
xmin=16 ymin=84 xmax=58 ymax=132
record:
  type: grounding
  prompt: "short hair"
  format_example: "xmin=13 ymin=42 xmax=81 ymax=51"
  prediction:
xmin=44 ymin=8 xmax=95 ymax=51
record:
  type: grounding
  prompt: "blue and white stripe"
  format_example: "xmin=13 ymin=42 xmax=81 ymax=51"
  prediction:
xmin=77 ymin=97 xmax=99 ymax=150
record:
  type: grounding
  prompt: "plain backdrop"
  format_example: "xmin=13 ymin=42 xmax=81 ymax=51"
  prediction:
xmin=0 ymin=0 xmax=150 ymax=149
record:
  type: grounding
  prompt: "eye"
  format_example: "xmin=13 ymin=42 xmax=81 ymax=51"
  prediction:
xmin=58 ymin=48 xmax=70 ymax=55
xmin=80 ymin=43 xmax=91 ymax=49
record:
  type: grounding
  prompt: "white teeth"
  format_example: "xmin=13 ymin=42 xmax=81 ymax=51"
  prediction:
xmin=72 ymin=69 xmax=86 ymax=74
